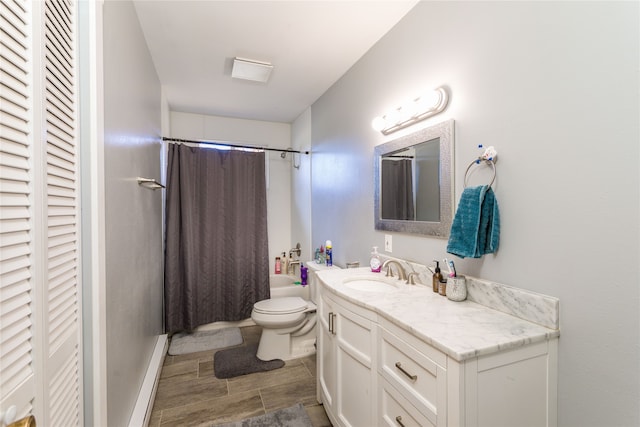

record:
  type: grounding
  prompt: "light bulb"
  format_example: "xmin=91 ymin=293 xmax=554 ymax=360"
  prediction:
xmin=416 ymin=89 xmax=441 ymax=112
xmin=371 ymin=116 xmax=387 ymax=131
xmin=386 ymin=108 xmax=402 ymax=125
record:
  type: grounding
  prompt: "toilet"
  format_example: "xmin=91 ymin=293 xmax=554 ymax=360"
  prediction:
xmin=251 ymin=296 xmax=317 ymax=361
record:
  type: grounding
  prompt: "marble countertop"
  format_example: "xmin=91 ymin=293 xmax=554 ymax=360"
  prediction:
xmin=316 ymin=267 xmax=560 ymax=362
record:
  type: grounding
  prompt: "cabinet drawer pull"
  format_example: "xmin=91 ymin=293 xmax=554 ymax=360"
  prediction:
xmin=395 ymin=362 xmax=417 ymax=381
xmin=332 ymin=313 xmax=337 ymax=335
xmin=328 ymin=312 xmax=335 ymax=334
xmin=395 ymin=415 xmax=406 ymax=427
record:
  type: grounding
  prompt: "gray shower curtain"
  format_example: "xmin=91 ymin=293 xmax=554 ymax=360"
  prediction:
xmin=164 ymin=143 xmax=270 ymax=333
xmin=381 ymin=158 xmax=415 ymax=220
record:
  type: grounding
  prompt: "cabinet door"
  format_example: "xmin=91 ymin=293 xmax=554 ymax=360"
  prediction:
xmin=336 ymin=304 xmax=376 ymax=427
xmin=318 ymin=292 xmax=337 ymax=411
xmin=465 ymin=339 xmax=558 ymax=427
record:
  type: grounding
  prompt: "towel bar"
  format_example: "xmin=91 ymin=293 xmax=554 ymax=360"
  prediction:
xmin=463 ymin=157 xmax=496 ymax=188
xmin=137 ymin=177 xmax=165 ymax=190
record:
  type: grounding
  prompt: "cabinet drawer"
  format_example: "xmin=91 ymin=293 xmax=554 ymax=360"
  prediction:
xmin=379 ymin=326 xmax=446 ymax=423
xmin=379 ymin=377 xmax=435 ymax=427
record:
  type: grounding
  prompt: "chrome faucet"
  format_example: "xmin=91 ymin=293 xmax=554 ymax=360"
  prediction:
xmin=287 ymin=243 xmax=302 ymax=275
xmin=287 ymin=259 xmax=301 ymax=275
xmin=382 ymin=259 xmax=407 ymax=281
xmin=406 ymin=272 xmax=421 ymax=285
xmin=289 ymin=243 xmax=301 ymax=258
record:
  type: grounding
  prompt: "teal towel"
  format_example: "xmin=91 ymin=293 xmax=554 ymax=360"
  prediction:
xmin=446 ymin=185 xmax=500 ymax=259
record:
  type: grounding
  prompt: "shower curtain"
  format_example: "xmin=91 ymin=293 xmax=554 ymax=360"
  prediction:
xmin=164 ymin=143 xmax=270 ymax=333
xmin=381 ymin=158 xmax=415 ymax=220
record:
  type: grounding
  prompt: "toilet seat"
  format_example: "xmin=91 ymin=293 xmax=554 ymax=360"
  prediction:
xmin=253 ymin=297 xmax=308 ymax=315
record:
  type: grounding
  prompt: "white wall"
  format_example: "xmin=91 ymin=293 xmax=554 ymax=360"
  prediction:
xmin=102 ymin=1 xmax=164 ymax=425
xmin=308 ymin=2 xmax=639 ymax=426
xmin=291 ymin=108 xmax=313 ymax=261
xmin=169 ymin=112 xmax=294 ymax=268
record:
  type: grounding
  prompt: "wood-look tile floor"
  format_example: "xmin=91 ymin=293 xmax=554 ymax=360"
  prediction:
xmin=149 ymin=325 xmax=333 ymax=427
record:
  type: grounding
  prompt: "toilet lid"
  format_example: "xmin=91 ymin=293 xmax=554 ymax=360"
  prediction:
xmin=253 ymin=297 xmax=308 ymax=314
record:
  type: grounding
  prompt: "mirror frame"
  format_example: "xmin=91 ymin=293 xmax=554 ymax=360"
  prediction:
xmin=374 ymin=119 xmax=454 ymax=238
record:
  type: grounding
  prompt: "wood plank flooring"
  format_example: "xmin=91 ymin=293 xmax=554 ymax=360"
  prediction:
xmin=149 ymin=325 xmax=333 ymax=427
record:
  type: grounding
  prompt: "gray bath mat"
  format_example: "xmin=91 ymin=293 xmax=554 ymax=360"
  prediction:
xmin=212 ymin=403 xmax=312 ymax=427
xmin=168 ymin=327 xmax=243 ymax=355
xmin=214 ymin=343 xmax=284 ymax=379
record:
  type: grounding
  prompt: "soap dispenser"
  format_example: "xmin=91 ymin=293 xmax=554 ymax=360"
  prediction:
xmin=432 ymin=260 xmax=442 ymax=292
xmin=281 ymin=252 xmax=288 ymax=275
xmin=370 ymin=246 xmax=382 ymax=272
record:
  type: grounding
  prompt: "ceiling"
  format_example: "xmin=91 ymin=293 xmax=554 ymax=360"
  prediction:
xmin=133 ymin=0 xmax=419 ymax=124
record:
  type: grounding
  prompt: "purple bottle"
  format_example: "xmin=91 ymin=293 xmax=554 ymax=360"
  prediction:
xmin=300 ymin=264 xmax=308 ymax=286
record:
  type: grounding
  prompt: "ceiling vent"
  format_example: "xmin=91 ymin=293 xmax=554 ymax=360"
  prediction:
xmin=232 ymin=57 xmax=273 ymax=83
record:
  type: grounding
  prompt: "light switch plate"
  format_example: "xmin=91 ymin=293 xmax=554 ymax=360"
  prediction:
xmin=385 ymin=234 xmax=392 ymax=252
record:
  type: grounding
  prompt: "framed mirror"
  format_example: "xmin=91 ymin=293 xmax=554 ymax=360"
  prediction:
xmin=374 ymin=119 xmax=454 ymax=238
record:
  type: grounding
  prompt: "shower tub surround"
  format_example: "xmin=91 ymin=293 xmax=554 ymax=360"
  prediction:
xmin=269 ymin=273 xmax=310 ymax=300
xmin=315 ymin=262 xmax=559 ymax=427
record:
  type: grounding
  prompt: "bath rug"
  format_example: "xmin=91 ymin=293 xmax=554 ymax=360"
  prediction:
xmin=214 ymin=343 xmax=284 ymax=379
xmin=211 ymin=403 xmax=312 ymax=427
xmin=168 ymin=327 xmax=243 ymax=355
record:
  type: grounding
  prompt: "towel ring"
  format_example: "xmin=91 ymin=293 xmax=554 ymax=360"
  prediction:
xmin=464 ymin=158 xmax=497 ymax=188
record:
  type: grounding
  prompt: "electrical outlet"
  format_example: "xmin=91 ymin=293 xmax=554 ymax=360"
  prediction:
xmin=384 ymin=234 xmax=392 ymax=252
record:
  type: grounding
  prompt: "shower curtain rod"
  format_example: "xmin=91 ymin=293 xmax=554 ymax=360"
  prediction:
xmin=162 ymin=137 xmax=310 ymax=155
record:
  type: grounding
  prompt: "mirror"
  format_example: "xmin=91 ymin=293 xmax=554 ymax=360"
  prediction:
xmin=374 ymin=119 xmax=454 ymax=238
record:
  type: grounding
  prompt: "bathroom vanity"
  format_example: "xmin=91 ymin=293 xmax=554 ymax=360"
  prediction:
xmin=315 ymin=268 xmax=560 ymax=427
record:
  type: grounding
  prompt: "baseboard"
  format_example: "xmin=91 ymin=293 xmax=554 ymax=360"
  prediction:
xmin=128 ymin=334 xmax=168 ymax=427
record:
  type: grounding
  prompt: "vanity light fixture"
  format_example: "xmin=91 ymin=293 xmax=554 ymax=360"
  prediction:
xmin=372 ymin=87 xmax=449 ymax=135
xmin=232 ymin=57 xmax=273 ymax=83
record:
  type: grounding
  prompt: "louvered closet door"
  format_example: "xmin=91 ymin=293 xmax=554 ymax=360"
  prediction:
xmin=42 ymin=0 xmax=81 ymax=425
xmin=1 ymin=0 xmax=81 ymax=425
xmin=0 ymin=0 xmax=37 ymax=421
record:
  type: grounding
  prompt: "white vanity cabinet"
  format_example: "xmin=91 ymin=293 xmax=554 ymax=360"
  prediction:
xmin=318 ymin=290 xmax=377 ymax=427
xmin=316 ymin=277 xmax=558 ymax=427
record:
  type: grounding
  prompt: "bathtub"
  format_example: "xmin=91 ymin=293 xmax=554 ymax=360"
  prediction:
xmin=269 ymin=274 xmax=310 ymax=300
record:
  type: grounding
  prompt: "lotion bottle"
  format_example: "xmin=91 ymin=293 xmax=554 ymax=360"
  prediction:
xmin=281 ymin=252 xmax=288 ymax=274
xmin=275 ymin=257 xmax=281 ymax=274
xmin=432 ymin=260 xmax=442 ymax=292
xmin=370 ymin=246 xmax=382 ymax=272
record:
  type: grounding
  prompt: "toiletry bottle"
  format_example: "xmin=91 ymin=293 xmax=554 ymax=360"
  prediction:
xmin=301 ymin=264 xmax=308 ymax=286
xmin=275 ymin=256 xmax=281 ymax=274
xmin=438 ymin=278 xmax=447 ymax=296
xmin=325 ymin=240 xmax=333 ymax=266
xmin=281 ymin=252 xmax=288 ymax=274
xmin=370 ymin=246 xmax=382 ymax=272
xmin=432 ymin=260 xmax=442 ymax=292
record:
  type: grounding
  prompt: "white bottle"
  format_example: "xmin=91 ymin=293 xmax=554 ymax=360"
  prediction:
xmin=281 ymin=252 xmax=288 ymax=275
xmin=370 ymin=246 xmax=382 ymax=272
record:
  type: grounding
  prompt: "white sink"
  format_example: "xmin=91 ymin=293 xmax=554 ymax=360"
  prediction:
xmin=342 ymin=276 xmax=398 ymax=292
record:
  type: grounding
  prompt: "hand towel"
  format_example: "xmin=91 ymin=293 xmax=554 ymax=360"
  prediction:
xmin=446 ymin=185 xmax=500 ymax=258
